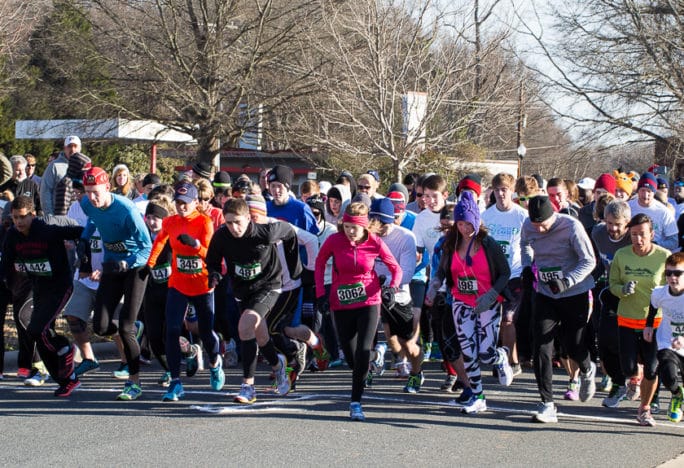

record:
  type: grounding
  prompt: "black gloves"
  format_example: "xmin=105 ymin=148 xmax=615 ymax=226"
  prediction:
xmin=177 ymin=234 xmax=198 ymax=247
xmin=521 ymin=266 xmax=534 ymax=291
xmin=208 ymin=271 xmax=223 ymax=288
xmin=102 ymin=260 xmax=128 ymax=274
xmin=317 ymin=295 xmax=330 ymax=315
xmin=381 ymin=286 xmax=396 ymax=310
xmin=547 ymin=278 xmax=570 ymax=295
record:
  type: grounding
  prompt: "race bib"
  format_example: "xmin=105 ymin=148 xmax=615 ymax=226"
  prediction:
xmin=672 ymin=321 xmax=684 ymax=338
xmin=90 ymin=236 xmax=103 ymax=253
xmin=235 ymin=262 xmax=262 ymax=280
xmin=539 ymin=267 xmax=564 ymax=282
xmin=457 ymin=276 xmax=478 ymax=295
xmin=337 ymin=282 xmax=367 ymax=305
xmin=176 ymin=255 xmax=202 ymax=274
xmin=497 ymin=240 xmax=510 ymax=258
xmin=151 ymin=263 xmax=172 ymax=283
xmin=23 ymin=259 xmax=52 ymax=276
xmin=104 ymin=241 xmax=128 ymax=254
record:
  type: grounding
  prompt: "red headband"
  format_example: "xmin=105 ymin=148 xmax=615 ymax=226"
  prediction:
xmin=342 ymin=213 xmax=369 ymax=227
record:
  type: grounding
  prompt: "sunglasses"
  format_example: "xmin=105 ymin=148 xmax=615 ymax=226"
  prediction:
xmin=665 ymin=269 xmax=684 ymax=277
xmin=358 ymin=185 xmax=371 ymax=190
xmin=199 ymin=197 xmax=211 ymax=202
xmin=415 ymin=193 xmax=423 ymax=198
xmin=518 ymin=196 xmax=531 ymax=202
xmin=27 ymin=164 xmax=36 ymax=167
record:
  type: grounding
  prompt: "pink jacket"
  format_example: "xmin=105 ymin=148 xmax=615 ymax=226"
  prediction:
xmin=315 ymin=231 xmax=401 ymax=310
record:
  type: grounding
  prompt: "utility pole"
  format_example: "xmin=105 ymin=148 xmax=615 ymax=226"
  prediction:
xmin=516 ymin=80 xmax=527 ymax=178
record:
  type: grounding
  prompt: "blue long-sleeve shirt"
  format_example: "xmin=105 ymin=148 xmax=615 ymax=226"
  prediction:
xmin=80 ymin=194 xmax=151 ymax=267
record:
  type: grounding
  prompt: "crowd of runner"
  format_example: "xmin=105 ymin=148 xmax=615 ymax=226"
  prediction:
xmin=1 ymin=135 xmax=683 ymax=426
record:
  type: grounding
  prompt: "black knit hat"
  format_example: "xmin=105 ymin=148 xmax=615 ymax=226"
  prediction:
xmin=528 ymin=195 xmax=555 ymax=223
xmin=267 ymin=165 xmax=293 ymax=188
xmin=191 ymin=161 xmax=212 ymax=179
xmin=305 ymin=194 xmax=325 ymax=216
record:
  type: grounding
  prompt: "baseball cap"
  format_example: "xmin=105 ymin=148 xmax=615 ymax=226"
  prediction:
xmin=174 ymin=182 xmax=198 ymax=203
xmin=64 ymin=135 xmax=81 ymax=147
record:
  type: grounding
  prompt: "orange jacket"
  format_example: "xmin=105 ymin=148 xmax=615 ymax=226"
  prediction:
xmin=147 ymin=210 xmax=213 ymax=296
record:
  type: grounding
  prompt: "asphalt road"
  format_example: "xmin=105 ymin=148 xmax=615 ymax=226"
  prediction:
xmin=1 ymin=350 xmax=683 ymax=467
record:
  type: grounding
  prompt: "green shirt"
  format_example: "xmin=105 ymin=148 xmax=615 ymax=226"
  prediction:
xmin=609 ymin=244 xmax=669 ymax=321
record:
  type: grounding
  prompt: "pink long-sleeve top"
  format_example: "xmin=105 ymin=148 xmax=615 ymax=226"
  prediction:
xmin=315 ymin=231 xmax=402 ymax=311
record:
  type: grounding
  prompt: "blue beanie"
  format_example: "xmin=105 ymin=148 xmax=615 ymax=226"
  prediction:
xmin=369 ymin=198 xmax=395 ymax=224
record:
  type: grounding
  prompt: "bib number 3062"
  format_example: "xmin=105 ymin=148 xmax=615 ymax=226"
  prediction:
xmin=337 ymin=283 xmax=367 ymax=305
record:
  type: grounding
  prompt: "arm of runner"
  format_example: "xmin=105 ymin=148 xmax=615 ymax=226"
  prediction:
xmin=377 ymin=236 xmax=402 ymax=289
xmin=315 ymin=235 xmax=334 ymax=298
xmin=290 ymin=223 xmax=318 ymax=271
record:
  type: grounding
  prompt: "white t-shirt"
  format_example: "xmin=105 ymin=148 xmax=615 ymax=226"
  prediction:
xmin=628 ymin=199 xmax=678 ymax=249
xmin=482 ymin=203 xmax=528 ymax=278
xmin=412 ymin=208 xmax=442 ymax=258
xmin=651 ymin=285 xmax=684 ymax=352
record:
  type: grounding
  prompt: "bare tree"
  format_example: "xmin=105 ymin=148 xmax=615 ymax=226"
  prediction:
xmin=278 ymin=0 xmax=532 ymax=181
xmin=0 ymin=1 xmax=48 ymax=97
xmin=73 ymin=0 xmax=324 ymax=161
xmin=518 ymin=0 xmax=684 ymax=149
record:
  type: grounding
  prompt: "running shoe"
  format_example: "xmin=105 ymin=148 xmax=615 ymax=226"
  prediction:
xmin=601 ymin=385 xmax=627 ymax=408
xmin=295 ymin=341 xmax=307 ymax=374
xmin=599 ymin=374 xmax=612 ymax=392
xmin=626 ymin=376 xmax=641 ymax=401
xmin=186 ymin=344 xmax=202 ymax=377
xmin=349 ymin=402 xmax=365 ymax=421
xmin=234 ymin=383 xmax=257 ymax=404
xmin=158 ymin=371 xmax=172 ymax=387
xmin=286 ymin=366 xmax=298 ymax=391
xmin=224 ymin=338 xmax=239 ymax=368
xmin=162 ymin=379 xmax=185 ymax=402
xmin=494 ymin=347 xmax=513 ymax=386
xmin=451 ymin=378 xmax=465 ymax=393
xmin=312 ymin=334 xmax=330 ymax=371
xmin=134 ymin=320 xmax=145 ymax=343
xmin=328 ymin=358 xmax=345 ymax=368
xmin=564 ymin=380 xmax=579 ymax=401
xmin=511 ymin=363 xmax=523 ymax=377
xmin=370 ymin=343 xmax=387 ymax=376
xmin=24 ymin=369 xmax=49 ymax=387
xmin=17 ymin=368 xmax=31 ymax=379
xmin=274 ymin=354 xmax=291 ymax=395
xmin=650 ymin=394 xmax=660 ymax=415
xmin=636 ymin=406 xmax=656 ymax=427
xmin=455 ymin=387 xmax=474 ymax=405
xmin=462 ymin=393 xmax=487 ymax=414
xmin=430 ymin=342 xmax=442 ymax=361
xmin=533 ymin=402 xmax=558 ymax=423
xmin=75 ymin=358 xmax=100 ymax=377
xmin=668 ymin=386 xmax=683 ymax=423
xmin=210 ymin=355 xmax=225 ymax=391
xmin=394 ymin=361 xmax=411 ymax=378
xmin=403 ymin=372 xmax=425 ymax=394
xmin=116 ymin=381 xmax=142 ymax=401
xmin=54 ymin=378 xmax=80 ymax=397
xmin=441 ymin=374 xmax=458 ymax=392
xmin=365 ymin=369 xmax=374 ymax=388
xmin=422 ymin=342 xmax=432 ymax=362
xmin=579 ymin=361 xmax=597 ymax=402
xmin=113 ymin=363 xmax=130 ymax=380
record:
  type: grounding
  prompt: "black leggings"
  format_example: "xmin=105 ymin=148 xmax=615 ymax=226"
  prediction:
xmin=333 ymin=305 xmax=379 ymax=403
xmin=597 ymin=289 xmax=625 ymax=384
xmin=29 ymin=284 xmax=74 ymax=384
xmin=657 ymin=349 xmax=684 ymax=393
xmin=93 ymin=267 xmax=148 ymax=376
xmin=143 ymin=285 xmax=168 ymax=370
xmin=533 ymin=292 xmax=592 ymax=403
xmin=11 ymin=275 xmax=39 ymax=369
